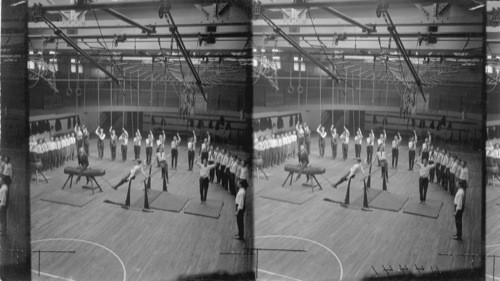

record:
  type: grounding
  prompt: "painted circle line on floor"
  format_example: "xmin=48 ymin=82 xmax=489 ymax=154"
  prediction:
xmin=254 ymin=235 xmax=343 ymax=281
xmin=31 ymin=238 xmax=126 ymax=281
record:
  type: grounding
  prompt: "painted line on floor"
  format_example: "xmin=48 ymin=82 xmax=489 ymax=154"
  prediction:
xmin=255 ymin=235 xmax=343 ymax=281
xmin=31 ymin=238 xmax=126 ymax=281
xmin=31 ymin=270 xmax=74 ymax=281
xmin=259 ymin=268 xmax=303 ymax=281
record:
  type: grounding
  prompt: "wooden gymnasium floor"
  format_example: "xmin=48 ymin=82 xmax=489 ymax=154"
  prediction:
xmin=486 ymin=138 xmax=500 ymax=281
xmin=30 ymin=139 xmax=253 ymax=280
xmin=253 ymin=137 xmax=483 ymax=281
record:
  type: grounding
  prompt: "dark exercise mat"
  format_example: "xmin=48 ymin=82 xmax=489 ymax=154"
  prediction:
xmin=369 ymin=191 xmax=409 ymax=212
xmin=184 ymin=198 xmax=224 ymax=219
xmin=150 ymin=192 xmax=189 ymax=213
xmin=351 ymin=188 xmax=382 ymax=207
xmin=261 ymin=188 xmax=316 ymax=205
xmin=403 ymin=198 xmax=443 ymax=219
xmin=40 ymin=190 xmax=96 ymax=207
xmin=131 ymin=189 xmax=163 ymax=209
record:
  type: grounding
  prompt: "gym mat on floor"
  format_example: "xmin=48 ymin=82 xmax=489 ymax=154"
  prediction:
xmin=351 ymin=188 xmax=382 ymax=207
xmin=403 ymin=198 xmax=443 ymax=219
xmin=40 ymin=190 xmax=96 ymax=207
xmin=369 ymin=191 xmax=409 ymax=212
xmin=184 ymin=199 xmax=224 ymax=219
xmin=150 ymin=192 xmax=190 ymax=213
xmin=261 ymin=188 xmax=316 ymax=205
xmin=131 ymin=189 xmax=163 ymax=209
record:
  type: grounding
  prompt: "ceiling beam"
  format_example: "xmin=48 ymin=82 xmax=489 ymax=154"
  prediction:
xmin=102 ymin=8 xmax=156 ymax=34
xmin=28 ymin=31 xmax=251 ymax=40
xmin=30 ymin=0 xmax=208 ymax=12
xmin=27 ymin=31 xmax=481 ymax=40
xmin=322 ymin=7 xmax=376 ymax=33
xmin=259 ymin=0 xmax=451 ymax=10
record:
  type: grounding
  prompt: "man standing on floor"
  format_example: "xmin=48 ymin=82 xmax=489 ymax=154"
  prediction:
xmin=171 ymin=133 xmax=181 ymax=170
xmin=187 ymin=131 xmax=196 ymax=171
xmin=452 ymin=180 xmax=466 ymax=241
xmin=109 ymin=127 xmax=117 ymax=161
xmin=234 ymin=179 xmax=247 ymax=241
xmin=95 ymin=126 xmax=105 ymax=161
xmin=366 ymin=129 xmax=374 ymax=164
xmin=331 ymin=126 xmax=338 ymax=160
xmin=196 ymin=156 xmax=217 ymax=204
xmin=354 ymin=128 xmax=363 ymax=159
xmin=119 ymin=128 xmax=129 ymax=163
xmin=145 ymin=131 xmax=154 ymax=166
xmin=341 ymin=126 xmax=350 ymax=161
xmin=156 ymin=148 xmax=169 ymax=192
xmin=133 ymin=129 xmax=142 ymax=161
xmin=200 ymin=131 xmax=210 ymax=163
xmin=0 ymin=177 xmax=8 ymax=235
xmin=408 ymin=130 xmax=417 ymax=170
xmin=415 ymin=156 xmax=435 ymax=204
xmin=391 ymin=132 xmax=402 ymax=169
xmin=317 ymin=125 xmax=327 ymax=159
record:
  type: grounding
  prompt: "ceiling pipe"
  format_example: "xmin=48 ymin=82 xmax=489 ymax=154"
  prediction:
xmin=102 ymin=8 xmax=156 ymax=34
xmin=27 ymin=31 xmax=481 ymax=40
xmin=322 ymin=7 xmax=375 ymax=33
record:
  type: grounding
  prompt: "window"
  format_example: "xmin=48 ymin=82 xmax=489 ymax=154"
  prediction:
xmin=28 ymin=61 xmax=35 ymax=70
xmin=272 ymin=56 xmax=281 ymax=70
xmin=293 ymin=56 xmax=305 ymax=72
xmin=71 ymin=58 xmax=83 ymax=74
xmin=486 ymin=65 xmax=493 ymax=74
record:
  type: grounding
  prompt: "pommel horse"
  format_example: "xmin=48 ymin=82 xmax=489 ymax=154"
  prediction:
xmin=62 ymin=166 xmax=106 ymax=194
xmin=282 ymin=164 xmax=326 ymax=192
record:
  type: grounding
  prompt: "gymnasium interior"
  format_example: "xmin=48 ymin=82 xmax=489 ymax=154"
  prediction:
xmin=251 ymin=1 xmax=484 ymax=280
xmin=0 ymin=0 xmax=492 ymax=280
xmin=27 ymin=0 xmax=254 ymax=280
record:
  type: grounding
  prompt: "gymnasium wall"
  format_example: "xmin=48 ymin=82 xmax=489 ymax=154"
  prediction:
xmin=29 ymin=62 xmax=253 ymax=141
xmin=253 ymin=62 xmax=483 ymax=115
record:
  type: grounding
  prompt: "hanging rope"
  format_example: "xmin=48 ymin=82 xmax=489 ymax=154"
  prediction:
xmin=352 ymin=71 xmax=355 ymax=129
xmin=358 ymin=68 xmax=361 ymax=128
xmin=76 ymin=59 xmax=82 ymax=97
xmin=305 ymin=69 xmax=309 ymax=121
xmin=97 ymin=72 xmax=100 ymax=118
xmin=83 ymin=67 xmax=86 ymax=124
xmin=344 ymin=68 xmax=347 ymax=127
xmin=332 ymin=75 xmax=335 ymax=127
xmin=385 ymin=80 xmax=389 ymax=127
xmin=288 ymin=59 xmax=294 ymax=94
xmin=122 ymin=75 xmax=125 ymax=128
xmin=130 ymin=73 xmax=134 ymax=133
xmin=372 ymin=72 xmax=375 ymax=128
xmin=297 ymin=59 xmax=303 ymax=95
xmin=319 ymin=70 xmax=322 ymax=121
xmin=66 ymin=64 xmax=72 ymax=96
xmin=110 ymin=67 xmax=113 ymax=127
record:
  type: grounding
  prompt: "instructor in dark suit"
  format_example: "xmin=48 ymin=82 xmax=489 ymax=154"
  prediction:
xmin=234 ymin=179 xmax=247 ymax=241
